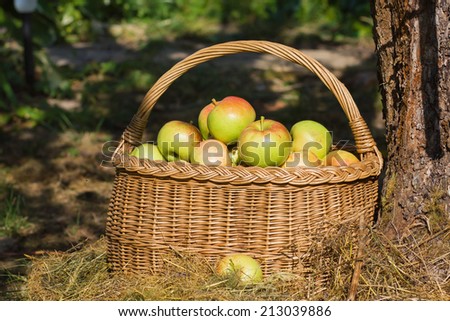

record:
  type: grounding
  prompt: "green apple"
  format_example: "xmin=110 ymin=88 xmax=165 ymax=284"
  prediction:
xmin=129 ymin=143 xmax=166 ymax=161
xmin=216 ymin=254 xmax=263 ymax=286
xmin=290 ymin=120 xmax=332 ymax=160
xmin=190 ymin=139 xmax=231 ymax=166
xmin=198 ymin=102 xmax=215 ymax=140
xmin=324 ymin=150 xmax=360 ymax=166
xmin=157 ymin=120 xmax=202 ymax=162
xmin=237 ymin=116 xmax=291 ymax=168
xmin=207 ymin=96 xmax=256 ymax=145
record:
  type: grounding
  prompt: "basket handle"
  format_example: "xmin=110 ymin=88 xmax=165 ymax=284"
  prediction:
xmin=117 ymin=40 xmax=381 ymax=162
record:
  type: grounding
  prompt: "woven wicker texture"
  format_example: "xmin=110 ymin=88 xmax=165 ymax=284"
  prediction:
xmin=106 ymin=40 xmax=383 ymax=277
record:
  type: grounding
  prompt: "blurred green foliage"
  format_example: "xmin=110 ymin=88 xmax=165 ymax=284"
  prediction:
xmin=1 ymin=0 xmax=372 ymax=45
xmin=0 ymin=0 xmax=372 ymax=112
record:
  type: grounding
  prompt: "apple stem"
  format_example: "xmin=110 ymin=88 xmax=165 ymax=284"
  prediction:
xmin=260 ymin=116 xmax=265 ymax=131
xmin=211 ymin=98 xmax=218 ymax=106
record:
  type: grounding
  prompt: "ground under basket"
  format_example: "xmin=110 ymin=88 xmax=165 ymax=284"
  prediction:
xmin=105 ymin=40 xmax=383 ymax=279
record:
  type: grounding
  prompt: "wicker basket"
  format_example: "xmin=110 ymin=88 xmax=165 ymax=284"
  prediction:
xmin=106 ymin=40 xmax=383 ymax=279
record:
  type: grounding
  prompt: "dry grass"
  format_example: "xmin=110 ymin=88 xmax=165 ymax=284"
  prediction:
xmin=24 ymin=225 xmax=450 ymax=301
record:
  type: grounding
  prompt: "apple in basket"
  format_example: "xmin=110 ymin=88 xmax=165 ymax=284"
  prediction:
xmin=238 ymin=116 xmax=291 ymax=168
xmin=324 ymin=150 xmax=360 ymax=166
xmin=282 ymin=150 xmax=322 ymax=168
xmin=216 ymin=254 xmax=263 ymax=286
xmin=157 ymin=120 xmax=202 ymax=162
xmin=190 ymin=139 xmax=232 ymax=166
xmin=290 ymin=120 xmax=332 ymax=160
xmin=129 ymin=143 xmax=166 ymax=161
xmin=228 ymin=146 xmax=240 ymax=166
xmin=198 ymin=102 xmax=215 ymax=140
xmin=207 ymin=96 xmax=256 ymax=145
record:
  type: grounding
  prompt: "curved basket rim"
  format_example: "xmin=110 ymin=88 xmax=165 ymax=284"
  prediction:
xmin=112 ymin=153 xmax=381 ymax=186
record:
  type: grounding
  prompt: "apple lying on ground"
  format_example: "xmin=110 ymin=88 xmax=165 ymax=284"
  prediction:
xmin=216 ymin=254 xmax=263 ymax=286
xmin=157 ymin=120 xmax=202 ymax=162
xmin=130 ymin=143 xmax=166 ymax=161
xmin=324 ymin=150 xmax=360 ymax=166
xmin=290 ymin=120 xmax=332 ymax=160
xmin=282 ymin=150 xmax=321 ymax=168
xmin=190 ymin=139 xmax=231 ymax=166
xmin=238 ymin=116 xmax=291 ymax=168
xmin=207 ymin=96 xmax=256 ymax=145
xmin=198 ymin=102 xmax=215 ymax=140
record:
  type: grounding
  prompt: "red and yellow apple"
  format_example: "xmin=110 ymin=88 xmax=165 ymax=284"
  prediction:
xmin=207 ymin=96 xmax=256 ymax=145
xmin=237 ymin=117 xmax=291 ymax=168
xmin=282 ymin=150 xmax=321 ymax=168
xmin=290 ymin=120 xmax=332 ymax=160
xmin=190 ymin=139 xmax=231 ymax=166
xmin=324 ymin=150 xmax=360 ymax=166
xmin=198 ymin=102 xmax=215 ymax=140
xmin=216 ymin=253 xmax=263 ymax=286
xmin=129 ymin=143 xmax=166 ymax=161
xmin=156 ymin=120 xmax=202 ymax=162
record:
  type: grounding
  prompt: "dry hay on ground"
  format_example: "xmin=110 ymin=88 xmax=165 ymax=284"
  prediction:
xmin=24 ymin=226 xmax=450 ymax=301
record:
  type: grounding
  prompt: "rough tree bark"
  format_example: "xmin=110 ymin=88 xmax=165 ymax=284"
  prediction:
xmin=371 ymin=0 xmax=449 ymax=238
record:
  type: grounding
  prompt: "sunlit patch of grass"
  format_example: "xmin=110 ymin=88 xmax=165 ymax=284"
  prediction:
xmin=0 ymin=188 xmax=29 ymax=237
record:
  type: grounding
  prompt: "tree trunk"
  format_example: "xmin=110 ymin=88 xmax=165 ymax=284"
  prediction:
xmin=371 ymin=0 xmax=449 ymax=238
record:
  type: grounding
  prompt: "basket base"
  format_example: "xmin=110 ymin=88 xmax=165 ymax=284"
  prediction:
xmin=106 ymin=172 xmax=378 ymax=280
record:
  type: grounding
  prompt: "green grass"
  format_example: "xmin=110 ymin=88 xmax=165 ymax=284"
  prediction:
xmin=0 ymin=188 xmax=29 ymax=237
